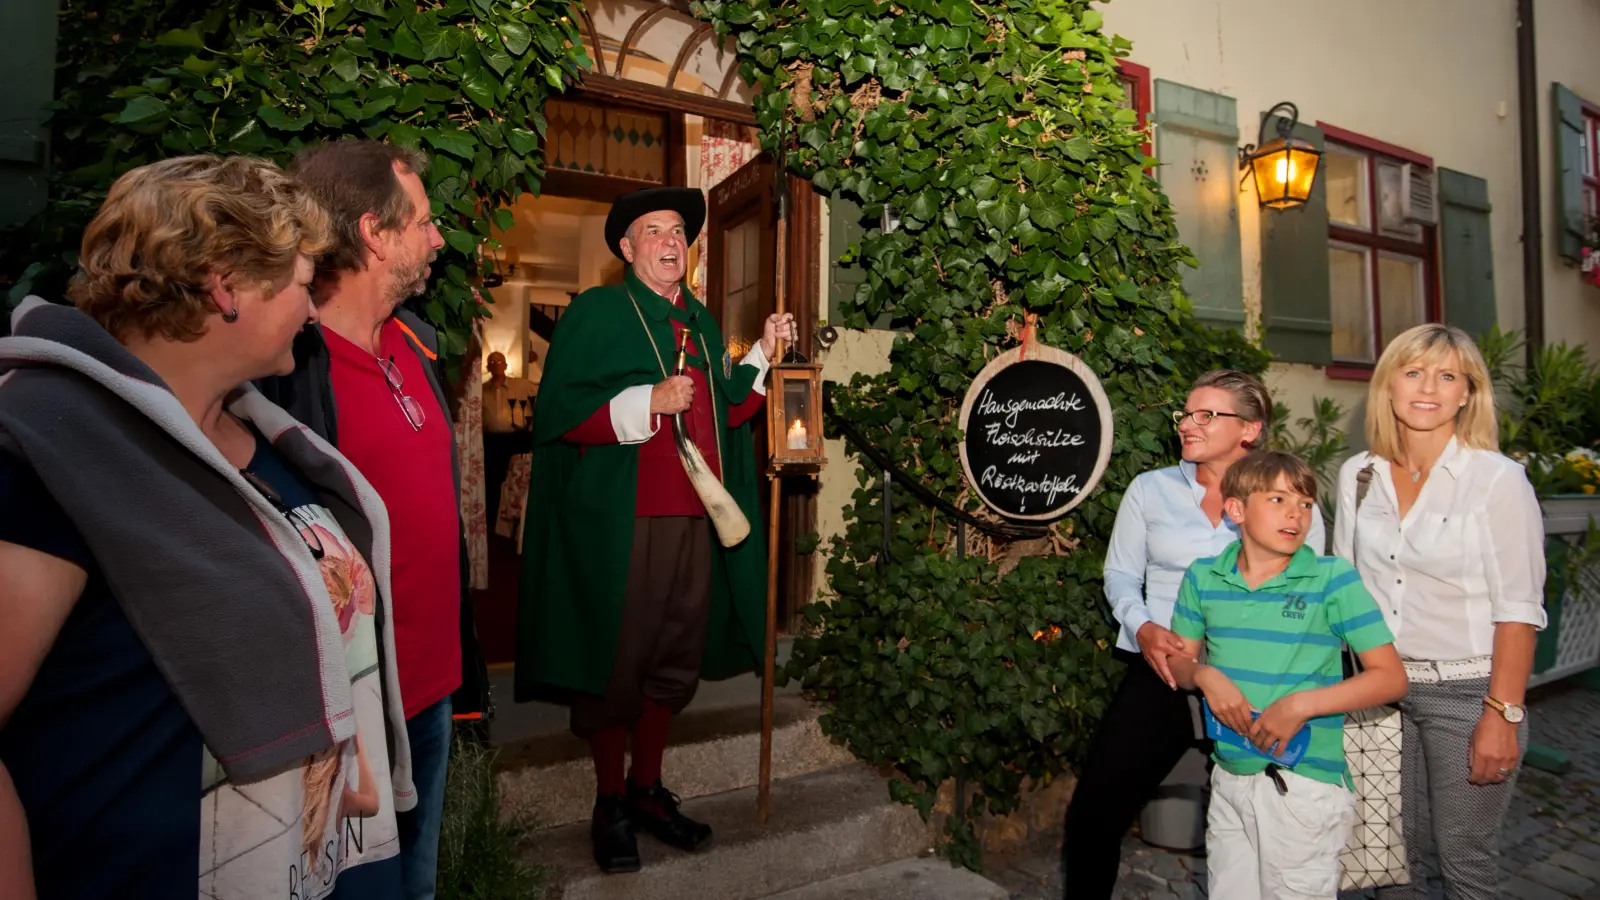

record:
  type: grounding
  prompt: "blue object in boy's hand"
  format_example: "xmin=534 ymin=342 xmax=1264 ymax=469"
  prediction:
xmin=1203 ymin=701 xmax=1312 ymax=767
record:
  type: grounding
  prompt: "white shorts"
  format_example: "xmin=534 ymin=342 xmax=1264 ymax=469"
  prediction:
xmin=1207 ymin=766 xmax=1356 ymax=900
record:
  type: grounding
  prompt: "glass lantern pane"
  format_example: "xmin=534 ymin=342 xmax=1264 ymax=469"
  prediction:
xmin=782 ymin=379 xmax=811 ymax=451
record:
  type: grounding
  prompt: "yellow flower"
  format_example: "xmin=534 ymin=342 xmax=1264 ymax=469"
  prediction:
xmin=1584 ymin=485 xmax=1596 ymax=495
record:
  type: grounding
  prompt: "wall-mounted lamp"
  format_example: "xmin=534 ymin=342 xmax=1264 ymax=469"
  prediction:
xmin=1239 ymin=102 xmax=1322 ymax=210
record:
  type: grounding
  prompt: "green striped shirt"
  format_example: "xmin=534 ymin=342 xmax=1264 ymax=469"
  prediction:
xmin=1173 ymin=541 xmax=1394 ymax=788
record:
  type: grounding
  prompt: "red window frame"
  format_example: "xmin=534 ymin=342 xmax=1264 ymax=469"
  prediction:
xmin=1317 ymin=122 xmax=1440 ymax=381
xmin=1116 ymin=60 xmax=1153 ymax=162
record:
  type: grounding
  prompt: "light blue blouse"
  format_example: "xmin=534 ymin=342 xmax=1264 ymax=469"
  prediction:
xmin=1102 ymin=462 xmax=1327 ymax=653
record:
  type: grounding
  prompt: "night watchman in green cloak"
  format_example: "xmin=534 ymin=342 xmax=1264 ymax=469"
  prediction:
xmin=514 ymin=186 xmax=795 ymax=873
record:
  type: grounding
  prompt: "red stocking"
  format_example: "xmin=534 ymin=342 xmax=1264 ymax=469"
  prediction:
xmin=589 ymin=723 xmax=628 ymax=797
xmin=628 ymin=699 xmax=674 ymax=788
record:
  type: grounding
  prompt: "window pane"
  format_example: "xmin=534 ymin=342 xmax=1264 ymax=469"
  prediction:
xmin=1585 ymin=116 xmax=1596 ymax=177
xmin=1324 ymin=146 xmax=1369 ymax=229
xmin=1117 ymin=75 xmax=1137 ymax=110
xmin=1377 ymin=159 xmax=1423 ymax=241
xmin=1378 ymin=253 xmax=1426 ymax=351
xmin=1330 ymin=243 xmax=1374 ymax=361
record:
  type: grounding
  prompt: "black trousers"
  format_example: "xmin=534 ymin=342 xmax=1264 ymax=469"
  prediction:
xmin=1062 ymin=649 xmax=1201 ymax=900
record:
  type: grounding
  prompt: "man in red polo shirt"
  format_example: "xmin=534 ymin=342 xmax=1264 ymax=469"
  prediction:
xmin=516 ymin=187 xmax=795 ymax=874
xmin=257 ymin=140 xmax=488 ymax=900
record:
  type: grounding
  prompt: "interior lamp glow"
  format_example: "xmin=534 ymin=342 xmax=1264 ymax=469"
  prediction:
xmin=1239 ymin=102 xmax=1322 ymax=210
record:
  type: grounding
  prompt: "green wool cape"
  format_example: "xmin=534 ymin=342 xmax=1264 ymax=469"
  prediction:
xmin=514 ymin=267 xmax=767 ymax=703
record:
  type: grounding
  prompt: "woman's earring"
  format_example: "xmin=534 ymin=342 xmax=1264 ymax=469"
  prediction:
xmin=221 ymin=307 xmax=240 ymax=323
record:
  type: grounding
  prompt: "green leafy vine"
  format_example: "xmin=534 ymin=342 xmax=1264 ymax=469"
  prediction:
xmin=2 ymin=0 xmax=590 ymax=372
xmin=696 ymin=0 xmax=1267 ymax=868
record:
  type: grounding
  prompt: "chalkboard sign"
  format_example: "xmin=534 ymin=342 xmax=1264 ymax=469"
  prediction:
xmin=957 ymin=343 xmax=1113 ymax=521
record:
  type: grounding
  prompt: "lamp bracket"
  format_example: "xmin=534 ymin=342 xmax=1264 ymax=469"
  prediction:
xmin=1238 ymin=101 xmax=1302 ymax=170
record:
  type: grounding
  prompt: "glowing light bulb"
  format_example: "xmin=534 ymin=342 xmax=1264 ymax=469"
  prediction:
xmin=1275 ymin=157 xmax=1295 ymax=184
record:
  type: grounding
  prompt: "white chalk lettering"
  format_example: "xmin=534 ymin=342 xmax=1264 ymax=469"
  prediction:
xmin=1007 ymin=450 xmax=1042 ymax=465
xmin=980 ymin=466 xmax=1081 ymax=505
xmin=976 ymin=389 xmax=1086 ymax=429
xmin=982 ymin=423 xmax=1087 ymax=448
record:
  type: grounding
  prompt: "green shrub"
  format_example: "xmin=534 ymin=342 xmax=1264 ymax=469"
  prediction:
xmin=697 ymin=0 xmax=1268 ymax=868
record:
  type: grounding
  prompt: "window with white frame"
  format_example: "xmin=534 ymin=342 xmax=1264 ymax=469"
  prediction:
xmin=1322 ymin=132 xmax=1437 ymax=366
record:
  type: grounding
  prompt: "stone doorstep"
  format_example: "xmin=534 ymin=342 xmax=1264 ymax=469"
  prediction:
xmin=498 ymin=695 xmax=857 ymax=829
xmin=757 ymin=857 xmax=1010 ymax=900
xmin=529 ymin=764 xmax=938 ymax=900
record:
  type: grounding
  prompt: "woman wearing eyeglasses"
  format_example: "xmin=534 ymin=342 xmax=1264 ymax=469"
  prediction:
xmin=0 ymin=156 xmax=412 ymax=899
xmin=1063 ymin=369 xmax=1325 ymax=899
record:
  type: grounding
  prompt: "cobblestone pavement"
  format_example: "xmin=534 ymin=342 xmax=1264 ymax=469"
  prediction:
xmin=991 ymin=686 xmax=1600 ymax=900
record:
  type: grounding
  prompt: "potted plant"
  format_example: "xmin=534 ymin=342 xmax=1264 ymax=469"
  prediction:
xmin=1483 ymin=329 xmax=1600 ymax=684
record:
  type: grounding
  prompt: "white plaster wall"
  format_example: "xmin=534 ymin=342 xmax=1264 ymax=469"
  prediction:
xmin=482 ymin=283 xmax=530 ymax=377
xmin=1536 ymin=0 xmax=1600 ymax=353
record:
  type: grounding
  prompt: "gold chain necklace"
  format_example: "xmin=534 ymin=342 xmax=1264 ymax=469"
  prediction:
xmin=625 ymin=285 xmax=727 ymax=479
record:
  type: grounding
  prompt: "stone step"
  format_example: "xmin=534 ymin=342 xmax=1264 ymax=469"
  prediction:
xmin=530 ymin=764 xmax=936 ymax=900
xmin=498 ymin=694 xmax=854 ymax=828
xmin=756 ymin=857 xmax=1010 ymax=900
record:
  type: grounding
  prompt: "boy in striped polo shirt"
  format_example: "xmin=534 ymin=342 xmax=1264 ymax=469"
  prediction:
xmin=1168 ymin=451 xmax=1407 ymax=899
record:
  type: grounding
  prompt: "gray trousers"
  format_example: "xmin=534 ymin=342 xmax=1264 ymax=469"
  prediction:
xmin=1376 ymin=677 xmax=1528 ymax=900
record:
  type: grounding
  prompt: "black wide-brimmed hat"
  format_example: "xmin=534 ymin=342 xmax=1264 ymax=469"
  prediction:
xmin=604 ymin=186 xmax=706 ymax=261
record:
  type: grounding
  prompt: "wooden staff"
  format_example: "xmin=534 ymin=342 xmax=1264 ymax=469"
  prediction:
xmin=758 ymin=167 xmax=787 ymax=825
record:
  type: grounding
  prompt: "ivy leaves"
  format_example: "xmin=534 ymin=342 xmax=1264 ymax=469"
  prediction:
xmin=700 ymin=0 xmax=1269 ymax=867
xmin=6 ymin=0 xmax=588 ymax=369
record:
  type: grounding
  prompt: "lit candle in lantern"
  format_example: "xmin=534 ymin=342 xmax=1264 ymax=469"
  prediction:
xmin=786 ymin=417 xmax=808 ymax=450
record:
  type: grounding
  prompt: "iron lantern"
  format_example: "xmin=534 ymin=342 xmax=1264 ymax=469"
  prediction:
xmin=768 ymin=360 xmax=826 ymax=470
xmin=1240 ymin=102 xmax=1322 ymax=210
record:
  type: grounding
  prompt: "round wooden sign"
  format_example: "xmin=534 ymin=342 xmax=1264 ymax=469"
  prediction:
xmin=957 ymin=342 xmax=1114 ymax=522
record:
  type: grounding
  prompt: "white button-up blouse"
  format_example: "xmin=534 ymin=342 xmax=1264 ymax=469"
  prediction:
xmin=1103 ymin=461 xmax=1326 ymax=654
xmin=1332 ymin=438 xmax=1547 ymax=662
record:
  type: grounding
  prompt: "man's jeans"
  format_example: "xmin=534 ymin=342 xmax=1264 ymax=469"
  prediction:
xmin=399 ymin=696 xmax=452 ymax=900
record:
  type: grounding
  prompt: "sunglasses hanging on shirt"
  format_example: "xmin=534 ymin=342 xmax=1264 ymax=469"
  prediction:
xmin=240 ymin=469 xmax=326 ymax=560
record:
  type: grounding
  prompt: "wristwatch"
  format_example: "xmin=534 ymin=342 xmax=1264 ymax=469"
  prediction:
xmin=1484 ymin=695 xmax=1526 ymax=724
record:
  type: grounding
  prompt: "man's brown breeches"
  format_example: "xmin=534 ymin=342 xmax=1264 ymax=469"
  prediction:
xmin=569 ymin=516 xmax=712 ymax=736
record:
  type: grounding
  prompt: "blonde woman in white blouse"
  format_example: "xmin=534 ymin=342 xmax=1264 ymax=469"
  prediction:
xmin=1333 ymin=323 xmax=1546 ymax=900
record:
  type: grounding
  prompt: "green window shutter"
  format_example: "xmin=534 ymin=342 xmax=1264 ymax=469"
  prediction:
xmin=826 ymin=196 xmax=896 ymax=328
xmin=1154 ymin=80 xmax=1244 ymax=331
xmin=0 ymin=0 xmax=57 ymax=228
xmin=1437 ymin=169 xmax=1496 ymax=339
xmin=1553 ymin=83 xmax=1587 ymax=264
xmin=1260 ymin=115 xmax=1331 ymax=365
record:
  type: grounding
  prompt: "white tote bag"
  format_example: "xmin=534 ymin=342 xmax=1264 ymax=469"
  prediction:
xmin=1339 ymin=462 xmax=1409 ymax=890
xmin=1340 ymin=699 xmax=1408 ymax=889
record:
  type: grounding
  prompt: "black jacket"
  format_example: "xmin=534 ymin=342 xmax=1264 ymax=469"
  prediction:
xmin=256 ymin=310 xmax=492 ymax=726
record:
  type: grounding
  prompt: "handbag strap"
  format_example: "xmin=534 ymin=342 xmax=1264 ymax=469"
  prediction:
xmin=1345 ymin=461 xmax=1378 ymax=677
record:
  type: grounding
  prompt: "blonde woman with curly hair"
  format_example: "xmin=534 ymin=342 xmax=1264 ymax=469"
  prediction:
xmin=0 ymin=155 xmax=412 ymax=899
xmin=1334 ymin=323 xmax=1546 ymax=900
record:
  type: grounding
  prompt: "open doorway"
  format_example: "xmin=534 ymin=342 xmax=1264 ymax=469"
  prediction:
xmin=469 ymin=40 xmax=820 ymax=666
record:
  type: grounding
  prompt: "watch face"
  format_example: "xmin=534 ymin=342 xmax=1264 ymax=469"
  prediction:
xmin=1503 ymin=704 xmax=1526 ymax=724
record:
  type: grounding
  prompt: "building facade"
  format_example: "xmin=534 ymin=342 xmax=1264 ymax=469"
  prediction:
xmin=812 ymin=0 xmax=1600 ymax=571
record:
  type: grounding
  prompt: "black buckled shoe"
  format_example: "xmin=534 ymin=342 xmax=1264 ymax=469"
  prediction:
xmin=626 ymin=779 xmax=713 ymax=852
xmin=591 ymin=794 xmax=641 ymax=874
